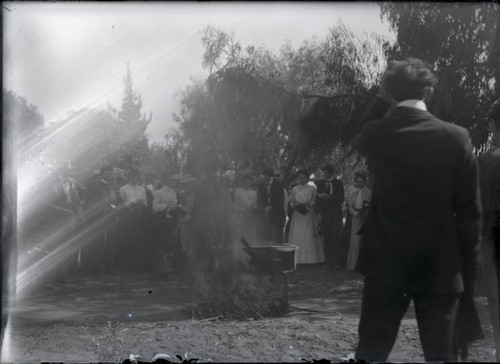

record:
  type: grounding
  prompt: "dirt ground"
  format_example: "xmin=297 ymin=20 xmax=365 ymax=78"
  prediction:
xmin=3 ymin=266 xmax=497 ymax=363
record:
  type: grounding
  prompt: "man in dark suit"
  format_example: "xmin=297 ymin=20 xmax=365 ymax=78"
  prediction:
xmin=353 ymin=58 xmax=482 ymax=362
xmin=257 ymin=168 xmax=286 ymax=244
xmin=315 ymin=164 xmax=344 ymax=269
xmin=478 ymin=97 xmax=500 ymax=360
xmin=51 ymin=164 xmax=87 ymax=280
xmin=83 ymin=164 xmax=121 ymax=274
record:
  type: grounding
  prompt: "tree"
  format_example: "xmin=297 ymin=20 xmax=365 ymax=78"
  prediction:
xmin=165 ymin=23 xmax=391 ymax=318
xmin=149 ymin=128 xmax=187 ymax=178
xmin=22 ymin=64 xmax=154 ymax=180
xmin=119 ymin=62 xmax=146 ymax=124
xmin=176 ymin=23 xmax=386 ymax=183
xmin=115 ymin=62 xmax=153 ymax=170
xmin=3 ymin=89 xmax=44 ymax=149
xmin=380 ymin=2 xmax=500 ymax=152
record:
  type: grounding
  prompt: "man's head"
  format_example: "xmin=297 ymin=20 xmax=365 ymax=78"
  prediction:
xmin=296 ymin=169 xmax=309 ymax=186
xmin=381 ymin=58 xmax=437 ymax=104
xmin=353 ymin=171 xmax=368 ymax=189
xmin=152 ymin=178 xmax=163 ymax=190
xmin=322 ymin=164 xmax=335 ymax=180
xmin=241 ymin=174 xmax=254 ymax=189
xmin=488 ymin=98 xmax=500 ymax=145
xmin=262 ymin=168 xmax=274 ymax=183
xmin=100 ymin=165 xmax=113 ymax=182
xmin=128 ymin=168 xmax=141 ymax=186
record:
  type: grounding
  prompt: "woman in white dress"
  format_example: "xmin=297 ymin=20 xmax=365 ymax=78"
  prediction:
xmin=233 ymin=174 xmax=262 ymax=243
xmin=288 ymin=170 xmax=324 ymax=264
xmin=345 ymin=171 xmax=371 ymax=271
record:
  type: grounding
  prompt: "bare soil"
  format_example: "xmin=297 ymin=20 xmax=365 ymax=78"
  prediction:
xmin=4 ymin=266 xmax=497 ymax=363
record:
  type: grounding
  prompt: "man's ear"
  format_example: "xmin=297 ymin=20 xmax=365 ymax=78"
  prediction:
xmin=379 ymin=82 xmax=398 ymax=107
xmin=423 ymin=87 xmax=434 ymax=103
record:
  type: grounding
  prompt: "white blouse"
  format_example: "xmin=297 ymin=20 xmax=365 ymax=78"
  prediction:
xmin=291 ymin=184 xmax=316 ymax=207
xmin=120 ymin=184 xmax=147 ymax=205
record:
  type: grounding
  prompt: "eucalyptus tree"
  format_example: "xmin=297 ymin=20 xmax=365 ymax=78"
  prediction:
xmin=176 ymin=22 xmax=386 ymax=183
xmin=380 ymin=2 xmax=500 ymax=152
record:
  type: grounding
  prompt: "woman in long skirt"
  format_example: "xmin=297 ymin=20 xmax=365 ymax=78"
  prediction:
xmin=288 ymin=170 xmax=324 ymax=264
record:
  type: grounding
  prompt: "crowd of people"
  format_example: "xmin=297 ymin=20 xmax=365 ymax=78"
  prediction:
xmin=230 ymin=166 xmax=372 ymax=269
xmin=47 ymin=164 xmax=197 ymax=281
xmin=46 ymin=158 xmax=373 ymax=283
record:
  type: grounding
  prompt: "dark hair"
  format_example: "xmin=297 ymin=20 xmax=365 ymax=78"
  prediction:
xmin=488 ymin=98 xmax=500 ymax=129
xmin=353 ymin=171 xmax=368 ymax=182
xmin=382 ymin=58 xmax=437 ymax=102
xmin=296 ymin=169 xmax=309 ymax=179
xmin=128 ymin=168 xmax=141 ymax=179
xmin=322 ymin=164 xmax=335 ymax=174
xmin=262 ymin=168 xmax=274 ymax=177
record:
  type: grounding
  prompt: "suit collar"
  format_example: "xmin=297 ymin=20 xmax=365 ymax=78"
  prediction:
xmin=388 ymin=106 xmax=435 ymax=119
xmin=397 ymin=99 xmax=427 ymax=111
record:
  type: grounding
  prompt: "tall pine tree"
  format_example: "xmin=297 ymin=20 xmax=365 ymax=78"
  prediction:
xmin=115 ymin=62 xmax=152 ymax=169
xmin=119 ymin=62 xmax=146 ymax=124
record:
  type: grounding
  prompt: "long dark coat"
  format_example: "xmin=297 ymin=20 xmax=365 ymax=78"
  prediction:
xmin=353 ymin=106 xmax=482 ymax=294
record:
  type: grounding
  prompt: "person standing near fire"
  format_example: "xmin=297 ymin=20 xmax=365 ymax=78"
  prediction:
xmin=353 ymin=58 xmax=482 ymax=362
xmin=256 ymin=168 xmax=287 ymax=244
xmin=118 ymin=168 xmax=150 ymax=272
xmin=288 ymin=169 xmax=324 ymax=264
xmin=315 ymin=164 xmax=345 ymax=269
xmin=51 ymin=163 xmax=86 ymax=280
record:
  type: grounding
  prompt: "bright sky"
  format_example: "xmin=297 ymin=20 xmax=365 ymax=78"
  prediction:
xmin=3 ymin=2 xmax=395 ymax=144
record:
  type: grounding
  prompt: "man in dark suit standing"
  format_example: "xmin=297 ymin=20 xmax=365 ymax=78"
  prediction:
xmin=51 ymin=164 xmax=86 ymax=280
xmin=353 ymin=58 xmax=482 ymax=362
xmin=83 ymin=164 xmax=121 ymax=274
xmin=315 ymin=164 xmax=344 ymax=269
xmin=257 ymin=168 xmax=286 ymax=244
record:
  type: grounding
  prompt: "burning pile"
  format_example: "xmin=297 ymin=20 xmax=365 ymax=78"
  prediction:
xmin=187 ymin=177 xmax=287 ymax=319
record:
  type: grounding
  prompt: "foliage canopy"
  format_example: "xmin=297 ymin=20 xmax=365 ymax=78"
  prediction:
xmin=176 ymin=23 xmax=386 ymax=182
xmin=380 ymin=2 xmax=500 ymax=152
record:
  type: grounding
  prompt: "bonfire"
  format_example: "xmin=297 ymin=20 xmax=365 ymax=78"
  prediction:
xmin=187 ymin=176 xmax=288 ymax=319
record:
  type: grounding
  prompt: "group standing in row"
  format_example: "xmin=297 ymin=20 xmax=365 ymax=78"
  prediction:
xmin=232 ymin=165 xmax=372 ymax=270
xmin=50 ymin=165 xmax=195 ymax=281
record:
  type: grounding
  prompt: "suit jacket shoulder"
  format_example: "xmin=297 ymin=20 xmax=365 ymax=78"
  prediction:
xmin=353 ymin=107 xmax=473 ymax=157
